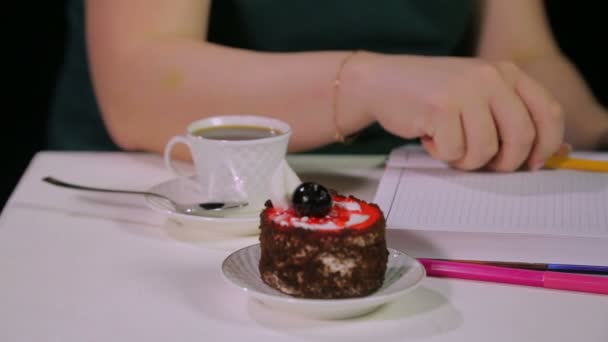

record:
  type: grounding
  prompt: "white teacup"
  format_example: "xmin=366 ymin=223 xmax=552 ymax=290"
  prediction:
xmin=164 ymin=115 xmax=297 ymax=213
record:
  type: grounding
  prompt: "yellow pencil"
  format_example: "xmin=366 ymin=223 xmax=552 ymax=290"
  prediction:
xmin=545 ymin=155 xmax=608 ymax=172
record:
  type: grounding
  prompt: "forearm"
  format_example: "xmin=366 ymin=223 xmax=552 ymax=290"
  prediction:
xmin=516 ymin=53 xmax=608 ymax=149
xmin=90 ymin=40 xmax=371 ymax=154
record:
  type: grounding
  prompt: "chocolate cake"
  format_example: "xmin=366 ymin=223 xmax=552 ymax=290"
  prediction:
xmin=259 ymin=182 xmax=388 ymax=299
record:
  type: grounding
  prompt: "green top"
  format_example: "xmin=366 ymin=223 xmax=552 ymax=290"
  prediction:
xmin=48 ymin=0 xmax=474 ymax=154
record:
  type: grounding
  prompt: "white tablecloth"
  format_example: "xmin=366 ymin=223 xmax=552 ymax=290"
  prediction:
xmin=0 ymin=152 xmax=606 ymax=342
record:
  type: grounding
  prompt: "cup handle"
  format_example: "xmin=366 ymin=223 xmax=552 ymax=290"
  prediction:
xmin=163 ymin=135 xmax=193 ymax=178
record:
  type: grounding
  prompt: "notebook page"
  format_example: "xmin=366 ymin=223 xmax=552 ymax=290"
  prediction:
xmin=382 ymin=147 xmax=608 ymax=237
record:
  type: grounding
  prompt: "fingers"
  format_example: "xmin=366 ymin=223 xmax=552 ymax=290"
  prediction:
xmin=484 ymin=66 xmax=537 ymax=172
xmin=428 ymin=61 xmax=563 ymax=172
xmin=480 ymin=62 xmax=563 ymax=172
xmin=422 ymin=110 xmax=465 ymax=162
xmin=372 ymin=57 xmax=563 ymax=173
xmin=422 ymin=106 xmax=498 ymax=169
xmin=512 ymin=70 xmax=564 ymax=170
xmin=450 ymin=101 xmax=499 ymax=171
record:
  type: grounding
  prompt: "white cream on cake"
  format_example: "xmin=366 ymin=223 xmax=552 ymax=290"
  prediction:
xmin=335 ymin=201 xmax=361 ymax=211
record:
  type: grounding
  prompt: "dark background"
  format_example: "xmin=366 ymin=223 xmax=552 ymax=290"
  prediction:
xmin=3 ymin=1 xmax=606 ymax=209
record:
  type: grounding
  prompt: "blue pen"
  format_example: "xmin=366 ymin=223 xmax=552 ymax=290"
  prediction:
xmin=547 ymin=264 xmax=608 ymax=274
xmin=439 ymin=259 xmax=608 ymax=275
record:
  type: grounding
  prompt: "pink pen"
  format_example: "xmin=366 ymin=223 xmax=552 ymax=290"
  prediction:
xmin=419 ymin=259 xmax=608 ymax=295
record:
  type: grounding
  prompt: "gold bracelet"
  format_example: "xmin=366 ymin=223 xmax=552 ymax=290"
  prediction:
xmin=332 ymin=51 xmax=359 ymax=144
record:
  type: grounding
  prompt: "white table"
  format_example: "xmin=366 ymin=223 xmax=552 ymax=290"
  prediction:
xmin=1 ymin=152 xmax=606 ymax=342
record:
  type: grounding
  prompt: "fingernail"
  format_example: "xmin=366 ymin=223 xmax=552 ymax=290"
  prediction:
xmin=530 ymin=160 xmax=545 ymax=171
xmin=554 ymin=142 xmax=572 ymax=157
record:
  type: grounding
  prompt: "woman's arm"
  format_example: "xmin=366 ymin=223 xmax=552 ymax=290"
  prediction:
xmin=87 ymin=0 xmax=562 ymax=171
xmin=476 ymin=0 xmax=608 ymax=150
xmin=86 ymin=0 xmax=372 ymax=155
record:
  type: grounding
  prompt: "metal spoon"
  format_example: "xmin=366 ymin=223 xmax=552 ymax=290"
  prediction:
xmin=42 ymin=176 xmax=248 ymax=215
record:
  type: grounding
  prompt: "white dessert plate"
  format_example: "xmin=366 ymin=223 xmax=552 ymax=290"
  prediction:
xmin=221 ymin=244 xmax=426 ymax=319
xmin=144 ymin=177 xmax=260 ymax=236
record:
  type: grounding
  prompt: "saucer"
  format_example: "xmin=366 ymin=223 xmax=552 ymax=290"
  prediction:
xmin=145 ymin=177 xmax=260 ymax=236
xmin=221 ymin=244 xmax=426 ymax=319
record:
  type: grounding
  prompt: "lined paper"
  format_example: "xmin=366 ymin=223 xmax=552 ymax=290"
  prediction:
xmin=377 ymin=147 xmax=608 ymax=237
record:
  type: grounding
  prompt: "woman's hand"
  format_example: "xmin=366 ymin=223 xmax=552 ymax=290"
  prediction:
xmin=347 ymin=53 xmax=564 ymax=171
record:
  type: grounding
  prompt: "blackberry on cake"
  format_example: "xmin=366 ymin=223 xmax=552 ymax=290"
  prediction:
xmin=259 ymin=182 xmax=388 ymax=299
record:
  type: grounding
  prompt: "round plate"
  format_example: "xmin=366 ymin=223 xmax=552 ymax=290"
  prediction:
xmin=145 ymin=177 xmax=259 ymax=236
xmin=221 ymin=244 xmax=426 ymax=319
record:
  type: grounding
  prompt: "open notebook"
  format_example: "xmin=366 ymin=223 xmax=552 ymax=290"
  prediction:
xmin=375 ymin=146 xmax=608 ymax=265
